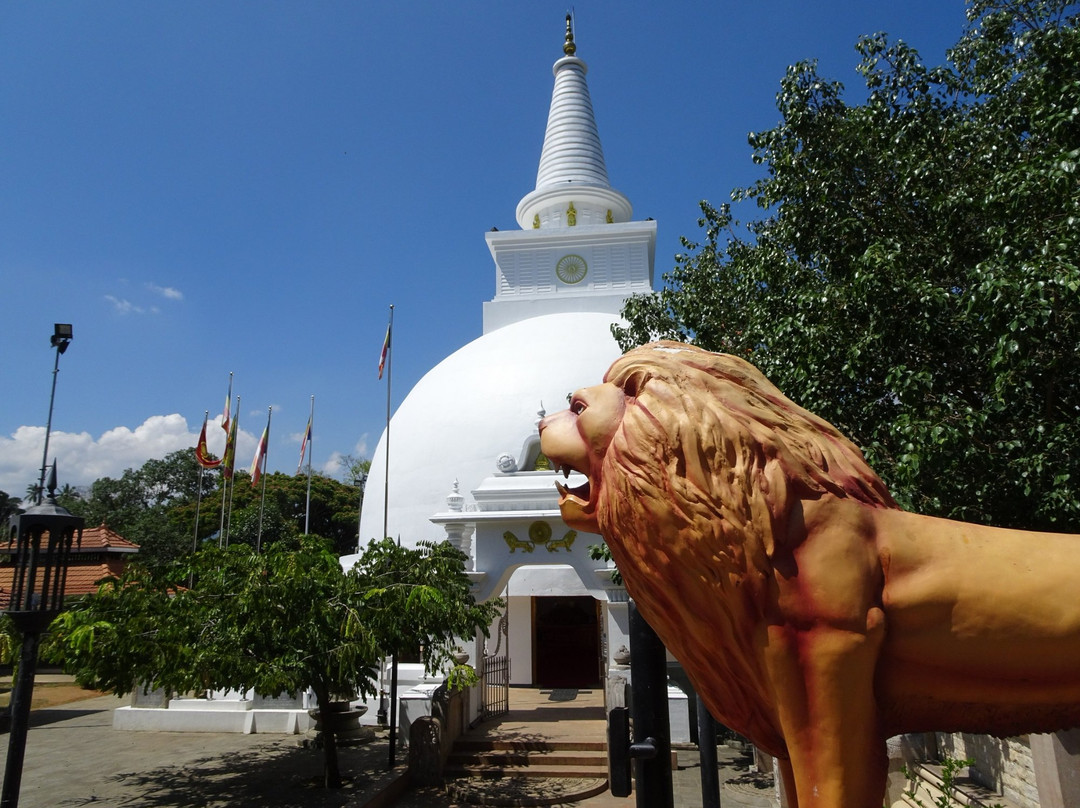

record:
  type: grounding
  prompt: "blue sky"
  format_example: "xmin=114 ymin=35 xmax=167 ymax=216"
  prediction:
xmin=1 ymin=1 xmax=970 ymax=495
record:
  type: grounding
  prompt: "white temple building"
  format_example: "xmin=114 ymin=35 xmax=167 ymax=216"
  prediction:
xmin=345 ymin=19 xmax=655 ymax=691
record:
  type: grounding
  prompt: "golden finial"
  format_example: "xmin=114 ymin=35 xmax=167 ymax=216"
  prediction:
xmin=563 ymin=12 xmax=576 ymax=56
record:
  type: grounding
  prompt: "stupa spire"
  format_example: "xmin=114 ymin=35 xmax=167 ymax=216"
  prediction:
xmin=515 ymin=16 xmax=632 ymax=230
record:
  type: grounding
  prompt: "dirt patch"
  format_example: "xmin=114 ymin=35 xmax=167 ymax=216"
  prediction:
xmin=0 ymin=682 xmax=106 ymax=710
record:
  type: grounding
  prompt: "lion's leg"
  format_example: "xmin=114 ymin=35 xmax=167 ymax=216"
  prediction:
xmin=764 ymin=619 xmax=887 ymax=808
xmin=776 ymin=757 xmax=799 ymax=808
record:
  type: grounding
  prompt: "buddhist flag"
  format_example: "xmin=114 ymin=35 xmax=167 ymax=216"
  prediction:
xmin=296 ymin=416 xmax=312 ymax=475
xmin=250 ymin=412 xmax=270 ymax=487
xmin=378 ymin=320 xmax=391 ymax=380
xmin=221 ymin=373 xmax=233 ymax=434
xmin=222 ymin=412 xmax=239 ymax=479
xmin=195 ymin=414 xmax=222 ymax=468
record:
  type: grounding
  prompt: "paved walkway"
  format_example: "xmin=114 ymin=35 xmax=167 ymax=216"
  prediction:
xmin=399 ymin=688 xmax=776 ymax=808
xmin=0 ymin=685 xmax=775 ymax=807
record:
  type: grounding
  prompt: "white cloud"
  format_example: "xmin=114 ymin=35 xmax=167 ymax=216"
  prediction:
xmin=248 ymin=404 xmax=281 ymax=420
xmin=105 ymin=295 xmax=144 ymax=314
xmin=147 ymin=283 xmax=183 ymax=301
xmin=321 ymin=452 xmax=345 ymax=478
xmin=0 ymin=415 xmax=258 ymax=494
xmin=320 ymin=437 xmax=371 ymax=480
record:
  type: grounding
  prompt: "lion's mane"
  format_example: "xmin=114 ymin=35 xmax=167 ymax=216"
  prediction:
xmin=594 ymin=341 xmax=897 ymax=752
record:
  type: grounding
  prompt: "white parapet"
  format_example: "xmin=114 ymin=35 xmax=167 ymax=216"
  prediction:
xmin=113 ymin=704 xmax=312 ymax=734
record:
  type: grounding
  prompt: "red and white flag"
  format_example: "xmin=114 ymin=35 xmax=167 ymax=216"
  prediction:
xmin=296 ymin=416 xmax=312 ymax=475
xmin=378 ymin=321 xmax=391 ymax=380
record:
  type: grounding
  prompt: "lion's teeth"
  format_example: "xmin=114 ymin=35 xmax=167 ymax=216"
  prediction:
xmin=555 ymin=481 xmax=568 ymax=497
xmin=562 ymin=465 xmax=571 ymax=479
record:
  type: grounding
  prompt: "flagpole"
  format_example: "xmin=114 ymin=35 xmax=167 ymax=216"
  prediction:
xmin=304 ymin=395 xmax=314 ymax=535
xmin=225 ymin=397 xmax=240 ymax=548
xmin=193 ymin=410 xmax=208 ymax=556
xmin=218 ymin=374 xmax=234 ymax=547
xmin=382 ymin=304 xmax=394 ymax=544
xmin=256 ymin=407 xmax=271 ymax=553
xmin=379 ymin=304 xmax=400 ymax=771
xmin=218 ymin=470 xmax=227 ymax=548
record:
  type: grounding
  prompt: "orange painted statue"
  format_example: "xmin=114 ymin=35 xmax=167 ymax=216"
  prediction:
xmin=539 ymin=341 xmax=1080 ymax=808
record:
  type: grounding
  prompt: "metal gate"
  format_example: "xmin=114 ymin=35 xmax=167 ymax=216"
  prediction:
xmin=480 ymin=609 xmax=509 ymax=721
xmin=480 ymin=653 xmax=509 ymax=721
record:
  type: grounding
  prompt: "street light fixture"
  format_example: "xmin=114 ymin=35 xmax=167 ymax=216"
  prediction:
xmin=1 ymin=464 xmax=82 ymax=808
xmin=50 ymin=323 xmax=72 ymax=352
xmin=37 ymin=324 xmax=73 ymax=504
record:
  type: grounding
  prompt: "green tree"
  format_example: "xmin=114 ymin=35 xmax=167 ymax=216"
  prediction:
xmin=226 ymin=497 xmax=297 ymax=549
xmin=0 ymin=490 xmax=21 ymax=524
xmin=615 ymin=0 xmax=1079 ymax=531
xmin=53 ymin=535 xmax=498 ymax=788
xmin=350 ymin=538 xmax=502 ymax=684
xmin=70 ymin=452 xmax=362 ymax=562
xmin=337 ymin=454 xmax=371 ymax=490
xmin=67 ymin=449 xmax=214 ymax=564
xmin=54 ymin=536 xmax=374 ymax=786
xmin=178 ymin=471 xmax=361 ymax=555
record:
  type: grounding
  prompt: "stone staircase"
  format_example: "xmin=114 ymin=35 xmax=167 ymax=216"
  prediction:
xmin=440 ymin=689 xmax=612 ymax=804
xmin=443 ymin=736 xmax=610 ymax=805
xmin=445 ymin=737 xmax=608 ymax=780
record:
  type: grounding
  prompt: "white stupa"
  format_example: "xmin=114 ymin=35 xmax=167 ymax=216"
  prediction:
xmin=348 ymin=18 xmax=656 ymax=689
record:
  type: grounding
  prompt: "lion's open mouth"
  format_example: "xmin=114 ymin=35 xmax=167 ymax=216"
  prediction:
xmin=554 ymin=464 xmax=590 ymax=506
xmin=557 ymin=470 xmax=591 ymax=501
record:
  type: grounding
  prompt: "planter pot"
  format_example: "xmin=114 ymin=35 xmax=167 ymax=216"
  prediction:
xmin=307 ymin=702 xmax=372 ymax=744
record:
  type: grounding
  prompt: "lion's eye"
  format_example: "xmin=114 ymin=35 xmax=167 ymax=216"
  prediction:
xmin=571 ymin=398 xmax=587 ymax=415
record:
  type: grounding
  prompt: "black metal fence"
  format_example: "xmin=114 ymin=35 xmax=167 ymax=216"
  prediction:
xmin=480 ymin=653 xmax=509 ymax=721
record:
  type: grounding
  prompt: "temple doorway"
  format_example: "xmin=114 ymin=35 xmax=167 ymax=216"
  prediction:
xmin=533 ymin=595 xmax=601 ymax=688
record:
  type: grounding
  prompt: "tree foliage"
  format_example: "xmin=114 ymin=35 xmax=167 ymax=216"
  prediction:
xmin=52 ymin=534 xmax=497 ymax=787
xmin=65 ymin=450 xmax=363 ymax=563
xmin=349 ymin=538 xmax=502 ymax=686
xmin=615 ymin=0 xmax=1079 ymax=531
xmin=0 ymin=490 xmax=21 ymax=525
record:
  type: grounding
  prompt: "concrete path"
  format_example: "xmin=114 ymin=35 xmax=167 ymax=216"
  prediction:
xmin=0 ymin=692 xmax=397 ymax=807
xmin=0 ymin=685 xmax=775 ymax=807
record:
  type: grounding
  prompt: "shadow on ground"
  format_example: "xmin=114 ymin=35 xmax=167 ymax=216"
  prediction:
xmin=69 ymin=739 xmax=398 ymax=808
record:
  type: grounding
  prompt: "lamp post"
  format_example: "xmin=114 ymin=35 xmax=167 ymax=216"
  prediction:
xmin=36 ymin=324 xmax=73 ymax=505
xmin=2 ymin=464 xmax=82 ymax=808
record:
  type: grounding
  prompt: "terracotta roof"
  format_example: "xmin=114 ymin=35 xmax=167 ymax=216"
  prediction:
xmin=0 ymin=559 xmax=129 ymax=605
xmin=0 ymin=523 xmax=138 ymax=605
xmin=60 ymin=559 xmax=129 ymax=596
xmin=1 ymin=522 xmax=139 ymax=556
xmin=75 ymin=523 xmax=140 ymax=553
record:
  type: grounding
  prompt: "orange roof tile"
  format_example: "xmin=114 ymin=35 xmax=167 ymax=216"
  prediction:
xmin=0 ymin=558 xmax=133 ymax=603
xmin=76 ymin=523 xmax=140 ymax=553
xmin=61 ymin=559 xmax=129 ymax=596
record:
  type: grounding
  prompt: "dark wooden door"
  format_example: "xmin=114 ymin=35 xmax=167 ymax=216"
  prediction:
xmin=534 ymin=596 xmax=600 ymax=688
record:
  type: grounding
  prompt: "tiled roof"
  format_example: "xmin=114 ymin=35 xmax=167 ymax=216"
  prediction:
xmin=1 ymin=522 xmax=139 ymax=556
xmin=0 ymin=523 xmax=138 ymax=604
xmin=74 ymin=523 xmax=140 ymax=554
xmin=0 ymin=559 xmax=129 ymax=605
xmin=60 ymin=559 xmax=129 ymax=596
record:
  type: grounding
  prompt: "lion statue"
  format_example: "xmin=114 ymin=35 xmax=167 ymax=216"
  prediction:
xmin=539 ymin=341 xmax=1080 ymax=808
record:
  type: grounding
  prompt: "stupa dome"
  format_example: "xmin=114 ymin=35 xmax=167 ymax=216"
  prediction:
xmin=351 ymin=311 xmax=623 ymax=557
